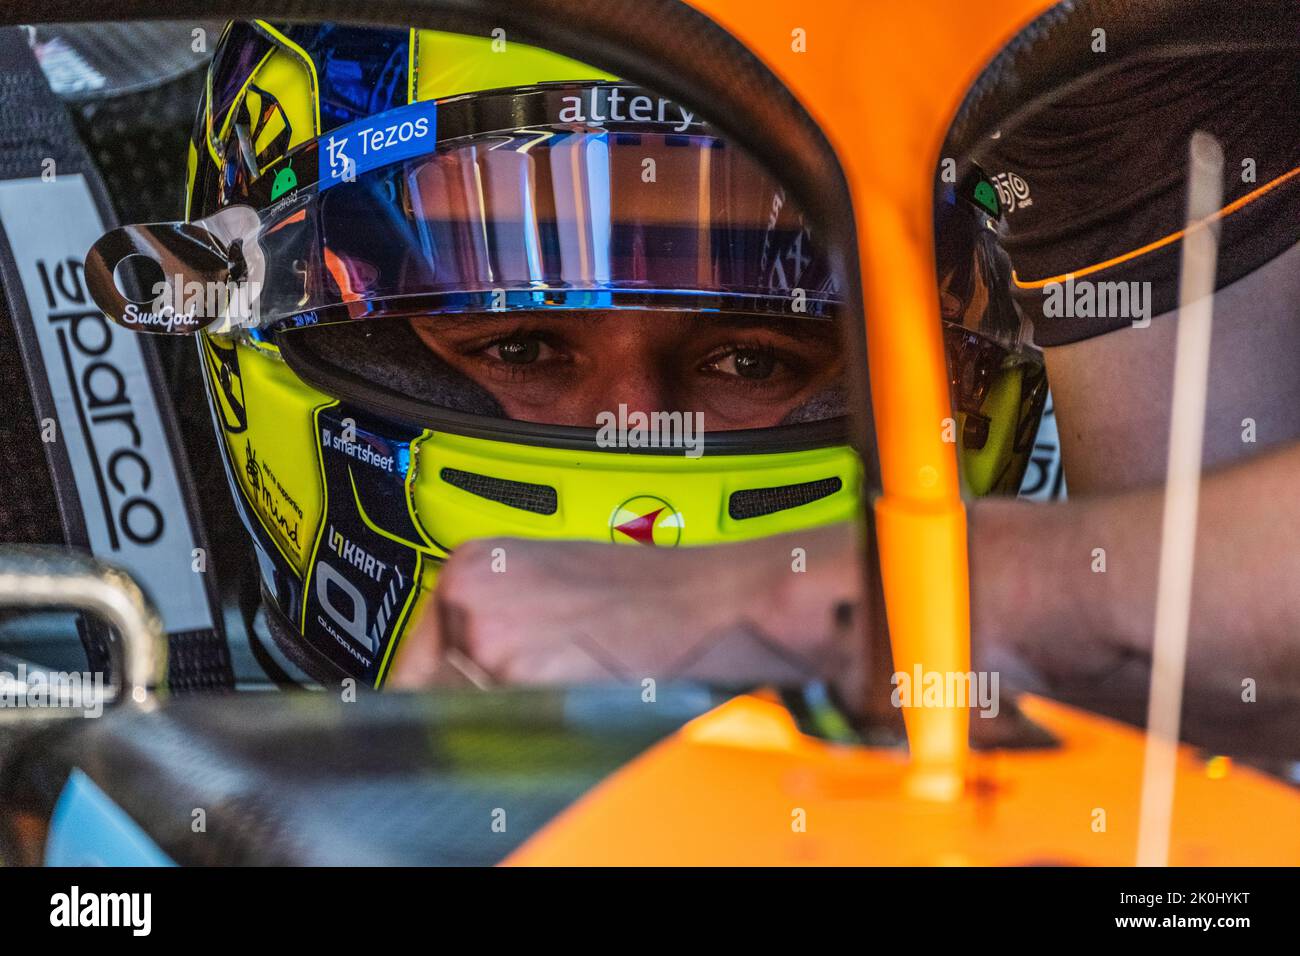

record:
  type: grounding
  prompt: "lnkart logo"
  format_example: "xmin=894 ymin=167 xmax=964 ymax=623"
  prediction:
xmin=610 ymin=495 xmax=683 ymax=547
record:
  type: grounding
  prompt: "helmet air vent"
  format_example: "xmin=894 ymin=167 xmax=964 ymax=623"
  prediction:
xmin=440 ymin=468 xmax=559 ymax=515
xmin=727 ymin=477 xmax=843 ymax=520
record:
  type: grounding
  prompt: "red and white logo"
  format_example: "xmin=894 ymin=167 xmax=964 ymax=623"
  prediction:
xmin=609 ymin=495 xmax=683 ymax=547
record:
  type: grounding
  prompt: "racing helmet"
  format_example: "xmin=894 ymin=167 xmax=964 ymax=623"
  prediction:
xmin=939 ymin=166 xmax=1048 ymax=496
xmin=85 ymin=21 xmax=1042 ymax=686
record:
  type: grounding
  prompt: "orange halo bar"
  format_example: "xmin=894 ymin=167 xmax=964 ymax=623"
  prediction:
xmin=684 ymin=0 xmax=1056 ymax=796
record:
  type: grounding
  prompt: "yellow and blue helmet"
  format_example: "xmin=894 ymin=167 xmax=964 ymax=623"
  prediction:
xmin=85 ymin=21 xmax=1041 ymax=686
xmin=87 ymin=21 xmax=862 ymax=685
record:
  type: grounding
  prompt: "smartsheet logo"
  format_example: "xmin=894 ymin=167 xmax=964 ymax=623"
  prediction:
xmin=50 ymin=886 xmax=151 ymax=936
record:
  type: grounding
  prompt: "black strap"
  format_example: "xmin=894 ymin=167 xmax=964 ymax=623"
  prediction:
xmin=0 ymin=27 xmax=232 ymax=690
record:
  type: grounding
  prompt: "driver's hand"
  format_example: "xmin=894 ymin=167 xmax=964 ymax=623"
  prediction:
xmin=389 ymin=524 xmax=867 ymax=699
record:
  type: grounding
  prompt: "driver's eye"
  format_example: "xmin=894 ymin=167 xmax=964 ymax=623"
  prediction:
xmin=489 ymin=336 xmax=544 ymax=364
xmin=713 ymin=348 xmax=778 ymax=380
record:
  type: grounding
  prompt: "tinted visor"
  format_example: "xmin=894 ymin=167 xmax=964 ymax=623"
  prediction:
xmin=87 ymin=83 xmax=839 ymax=335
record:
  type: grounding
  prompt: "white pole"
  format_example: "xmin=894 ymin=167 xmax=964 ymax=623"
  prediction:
xmin=1136 ymin=131 xmax=1224 ymax=867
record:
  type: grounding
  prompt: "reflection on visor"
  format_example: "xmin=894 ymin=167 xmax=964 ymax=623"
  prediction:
xmin=934 ymin=169 xmax=1049 ymax=496
xmin=314 ymin=126 xmax=836 ymax=321
xmin=945 ymin=325 xmax=1047 ymax=496
xmin=86 ymin=83 xmax=840 ymax=336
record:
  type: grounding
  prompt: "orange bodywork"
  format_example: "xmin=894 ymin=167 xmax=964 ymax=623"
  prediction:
xmin=508 ymin=694 xmax=1300 ymax=865
xmin=506 ymin=0 xmax=1300 ymax=864
xmin=674 ymin=0 xmax=1057 ymax=794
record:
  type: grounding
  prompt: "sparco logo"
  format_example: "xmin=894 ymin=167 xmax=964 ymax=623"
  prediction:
xmin=39 ymin=258 xmax=165 ymax=548
xmin=0 ymin=175 xmax=212 ymax=634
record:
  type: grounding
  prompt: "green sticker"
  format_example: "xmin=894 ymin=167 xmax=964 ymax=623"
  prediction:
xmin=270 ymin=166 xmax=298 ymax=200
xmin=973 ymin=179 xmax=999 ymax=217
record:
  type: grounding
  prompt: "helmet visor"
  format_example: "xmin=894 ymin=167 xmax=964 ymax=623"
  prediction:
xmin=86 ymin=82 xmax=839 ymax=335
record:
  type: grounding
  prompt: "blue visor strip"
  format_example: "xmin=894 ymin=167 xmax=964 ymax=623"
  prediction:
xmin=319 ymin=100 xmax=439 ymax=191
